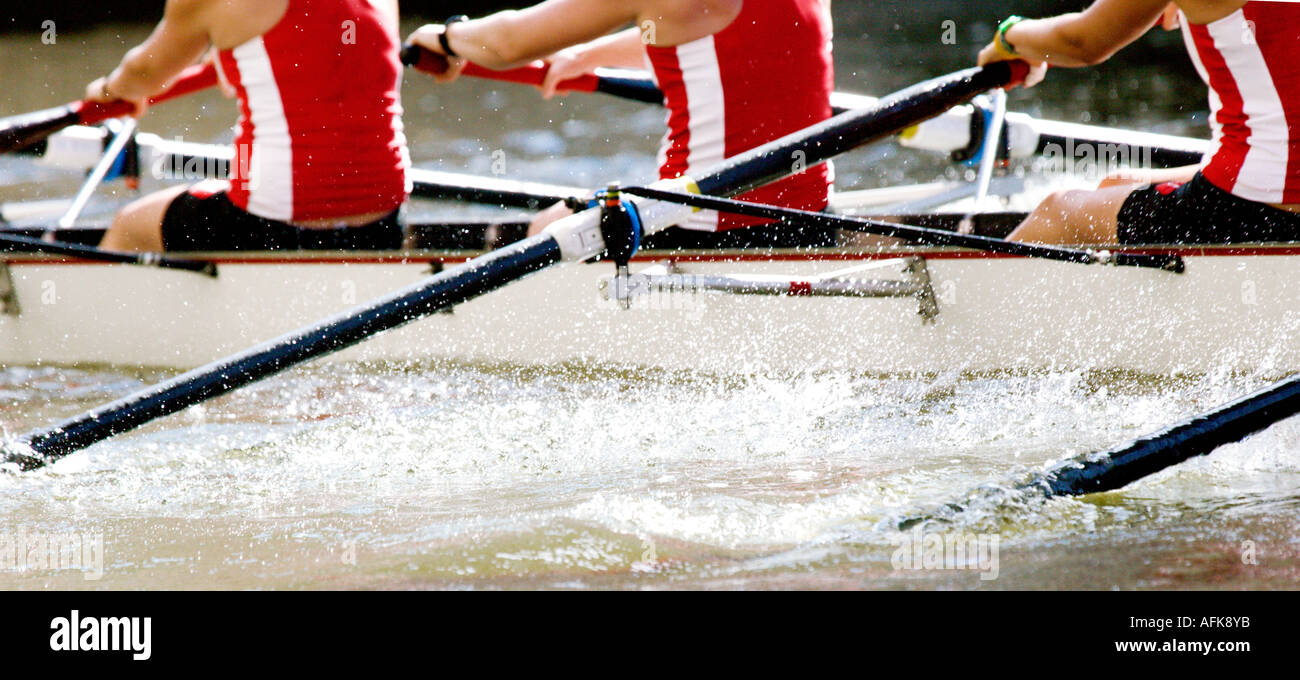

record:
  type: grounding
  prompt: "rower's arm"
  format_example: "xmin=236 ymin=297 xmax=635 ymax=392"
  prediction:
xmin=557 ymin=28 xmax=649 ymax=70
xmin=91 ymin=0 xmax=211 ymax=106
xmin=410 ymin=0 xmax=741 ymax=69
xmin=538 ymin=28 xmax=648 ymax=99
xmin=985 ymin=0 xmax=1171 ymax=68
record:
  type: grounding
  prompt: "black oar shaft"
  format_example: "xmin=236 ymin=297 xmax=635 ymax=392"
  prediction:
xmin=693 ymin=63 xmax=1023 ymax=198
xmin=624 ymin=186 xmax=1183 ymax=272
xmin=1033 ymin=132 xmax=1203 ymax=168
xmin=0 ymin=233 xmax=217 ymax=277
xmin=408 ymin=169 xmax=582 ymax=209
xmin=6 ymin=236 xmax=561 ymax=468
xmin=1034 ymin=376 xmax=1300 ymax=497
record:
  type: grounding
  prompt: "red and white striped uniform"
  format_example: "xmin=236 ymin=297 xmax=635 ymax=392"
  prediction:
xmin=1180 ymin=2 xmax=1300 ymax=204
xmin=215 ymin=0 xmax=410 ymax=222
xmin=644 ymin=0 xmax=834 ymax=230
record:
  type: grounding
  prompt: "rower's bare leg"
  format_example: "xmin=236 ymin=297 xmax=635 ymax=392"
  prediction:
xmin=1006 ymin=184 xmax=1137 ymax=245
xmin=99 ymin=185 xmax=189 ymax=252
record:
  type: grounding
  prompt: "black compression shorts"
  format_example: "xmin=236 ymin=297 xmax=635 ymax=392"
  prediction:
xmin=160 ymin=185 xmax=405 ymax=252
xmin=1117 ymin=172 xmax=1300 ymax=244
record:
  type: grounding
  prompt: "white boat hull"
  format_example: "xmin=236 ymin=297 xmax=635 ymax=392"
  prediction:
xmin=3 ymin=245 xmax=1298 ymax=375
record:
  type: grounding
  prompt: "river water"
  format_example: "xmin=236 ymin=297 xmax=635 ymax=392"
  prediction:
xmin=1 ymin=12 xmax=1297 ymax=590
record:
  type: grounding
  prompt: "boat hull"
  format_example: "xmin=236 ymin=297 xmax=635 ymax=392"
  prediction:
xmin=2 ymin=246 xmax=1298 ymax=375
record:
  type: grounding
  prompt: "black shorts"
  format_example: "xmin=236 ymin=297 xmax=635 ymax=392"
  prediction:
xmin=1117 ymin=172 xmax=1300 ymax=244
xmin=160 ymin=188 xmax=405 ymax=252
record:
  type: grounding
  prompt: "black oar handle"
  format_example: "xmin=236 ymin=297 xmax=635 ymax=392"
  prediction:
xmin=0 ymin=233 xmax=217 ymax=277
xmin=0 ymin=63 xmax=217 ymax=155
xmin=623 ymin=186 xmax=1184 ymax=273
xmin=0 ymin=105 xmax=80 ymax=154
xmin=592 ymin=74 xmax=663 ymax=104
xmin=402 ymin=43 xmax=664 ymax=103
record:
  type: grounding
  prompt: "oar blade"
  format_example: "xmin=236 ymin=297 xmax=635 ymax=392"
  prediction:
xmin=1037 ymin=376 xmax=1300 ymax=497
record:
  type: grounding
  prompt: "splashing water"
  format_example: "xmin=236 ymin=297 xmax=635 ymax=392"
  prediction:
xmin=2 ymin=361 xmax=1296 ymax=590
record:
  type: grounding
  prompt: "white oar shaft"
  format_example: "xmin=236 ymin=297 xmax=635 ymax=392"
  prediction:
xmin=973 ymin=89 xmax=1008 ymax=208
xmin=57 ymin=118 xmax=136 ymax=229
xmin=958 ymin=90 xmax=1008 ymax=235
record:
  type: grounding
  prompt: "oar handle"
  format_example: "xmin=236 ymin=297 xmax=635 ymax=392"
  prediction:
xmin=401 ymin=43 xmax=601 ymax=93
xmin=999 ymin=60 xmax=1031 ymax=89
xmin=74 ymin=62 xmax=220 ymax=125
xmin=1 ymin=62 xmax=218 ymax=154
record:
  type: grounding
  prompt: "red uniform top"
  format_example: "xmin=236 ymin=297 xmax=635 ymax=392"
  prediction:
xmin=644 ymin=0 xmax=834 ymax=230
xmin=215 ymin=0 xmax=410 ymax=222
xmin=1181 ymin=2 xmax=1300 ymax=203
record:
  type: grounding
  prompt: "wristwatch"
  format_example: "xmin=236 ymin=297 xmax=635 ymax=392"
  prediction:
xmin=440 ymin=15 xmax=469 ymax=58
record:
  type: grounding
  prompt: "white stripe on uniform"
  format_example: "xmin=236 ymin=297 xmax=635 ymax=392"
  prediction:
xmin=232 ymin=37 xmax=294 ymax=221
xmin=1179 ymin=14 xmax=1224 ymax=169
xmin=1205 ymin=10 xmax=1289 ymax=203
xmin=676 ymin=37 xmax=727 ymax=230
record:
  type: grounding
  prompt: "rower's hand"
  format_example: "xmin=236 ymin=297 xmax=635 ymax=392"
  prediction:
xmin=407 ymin=24 xmax=466 ymax=83
xmin=539 ymin=47 xmax=592 ymax=100
xmin=977 ymin=44 xmax=1048 ymax=88
xmin=85 ymin=76 xmax=147 ymax=117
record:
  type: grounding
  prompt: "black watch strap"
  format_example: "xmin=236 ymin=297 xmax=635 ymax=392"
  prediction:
xmin=441 ymin=15 xmax=469 ymax=58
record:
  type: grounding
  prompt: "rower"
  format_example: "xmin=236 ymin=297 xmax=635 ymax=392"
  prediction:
xmin=88 ymin=0 xmax=411 ymax=252
xmin=980 ymin=0 xmax=1300 ymax=246
xmin=406 ymin=0 xmax=835 ymax=244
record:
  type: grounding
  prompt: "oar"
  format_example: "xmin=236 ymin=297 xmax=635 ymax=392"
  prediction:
xmin=0 ymin=234 xmax=215 ymax=276
xmin=1031 ymin=376 xmax=1300 ymax=497
xmin=958 ymin=88 xmax=1008 ymax=234
xmin=623 ymin=186 xmax=1183 ymax=272
xmin=58 ymin=118 xmax=139 ymax=228
xmin=400 ymin=44 xmax=664 ymax=104
xmin=0 ymin=62 xmax=218 ymax=154
xmin=20 ymin=126 xmax=586 ymax=211
xmin=403 ymin=43 xmax=1207 ymax=169
xmin=1 ymin=61 xmax=1030 ymax=471
xmin=0 ymin=232 xmax=217 ymax=277
xmin=408 ymin=168 xmax=587 ymax=209
xmin=894 ymin=372 xmax=1300 ymax=530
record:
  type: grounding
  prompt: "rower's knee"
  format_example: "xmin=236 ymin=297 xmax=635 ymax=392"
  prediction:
xmin=100 ymin=187 xmax=182 ymax=252
xmin=1017 ymin=187 xmax=1122 ymax=245
xmin=1035 ymin=189 xmax=1082 ymax=219
xmin=1009 ymin=190 xmax=1089 ymax=244
xmin=101 ymin=209 xmax=159 ymax=253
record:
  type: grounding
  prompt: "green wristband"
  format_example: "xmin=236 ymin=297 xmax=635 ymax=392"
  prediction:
xmin=997 ymin=15 xmax=1025 ymax=57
